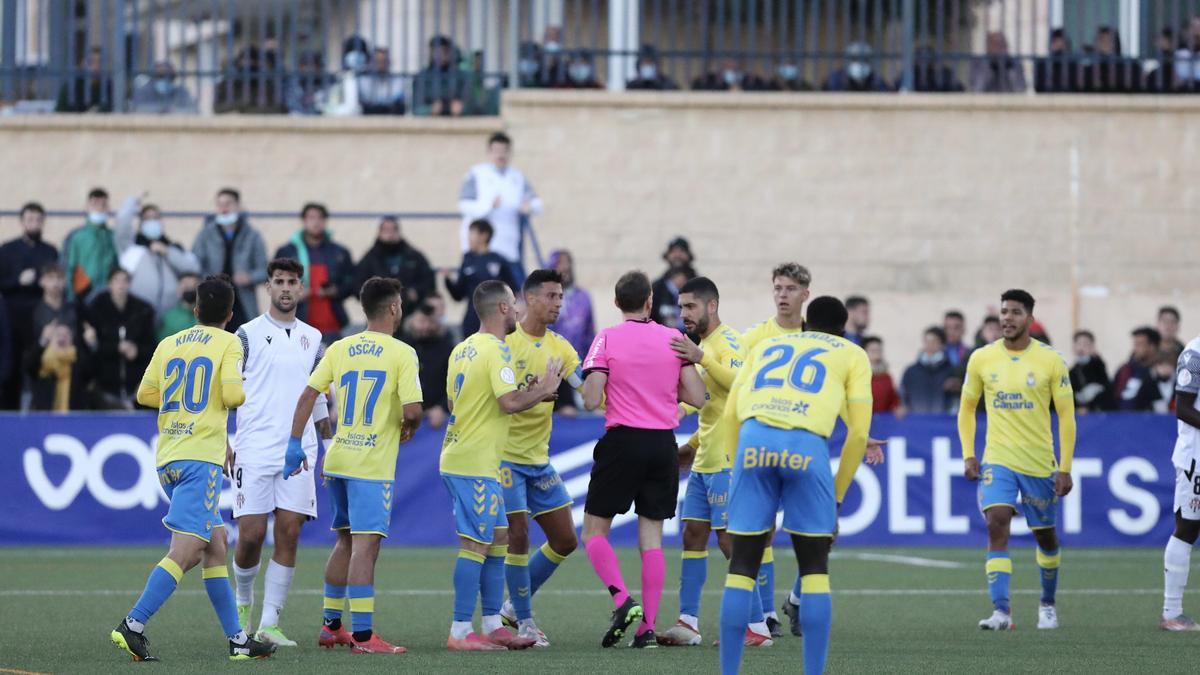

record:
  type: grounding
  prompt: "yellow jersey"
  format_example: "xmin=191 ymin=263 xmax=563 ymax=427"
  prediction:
xmin=503 ymin=325 xmax=581 ymax=465
xmin=308 ymin=331 xmax=423 ymax=482
xmin=728 ymin=331 xmax=871 ymax=439
xmin=741 ymin=316 xmax=805 ymax=353
xmin=139 ymin=325 xmax=245 ymax=468
xmin=689 ymin=324 xmax=744 ymax=473
xmin=440 ymin=332 xmax=520 ymax=479
xmin=959 ymin=339 xmax=1075 ymax=477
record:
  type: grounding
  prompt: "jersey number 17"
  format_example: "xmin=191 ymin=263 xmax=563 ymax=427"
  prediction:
xmin=338 ymin=370 xmax=388 ymax=426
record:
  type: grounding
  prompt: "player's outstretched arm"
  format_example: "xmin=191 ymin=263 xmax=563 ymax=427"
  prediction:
xmin=834 ymin=400 xmax=871 ymax=502
xmin=499 ymin=358 xmax=564 ymax=415
xmin=678 ymin=365 xmax=707 ymax=409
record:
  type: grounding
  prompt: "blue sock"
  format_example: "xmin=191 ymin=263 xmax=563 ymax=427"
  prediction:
xmin=482 ymin=545 xmax=507 ymax=617
xmin=748 ymin=572 xmax=764 ymax=622
xmin=348 ymin=584 xmax=374 ymax=635
xmin=757 ymin=550 xmax=776 ymax=616
xmin=791 ymin=573 xmax=802 ymax=601
xmin=719 ymin=575 xmax=754 ymax=675
xmin=800 ymin=575 xmax=832 ymax=675
xmin=130 ymin=558 xmax=183 ymax=624
xmin=986 ymin=551 xmax=1012 ymax=614
xmin=528 ymin=542 xmax=567 ymax=595
xmin=1037 ymin=547 xmax=1060 ymax=605
xmin=679 ymin=551 xmax=708 ymax=617
xmin=201 ymin=566 xmax=242 ymax=638
xmin=506 ymin=552 xmax=533 ymax=620
xmin=454 ymin=551 xmax=485 ymax=622
xmin=323 ymin=583 xmax=347 ymax=624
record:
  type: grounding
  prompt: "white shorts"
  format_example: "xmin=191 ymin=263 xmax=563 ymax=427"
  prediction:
xmin=1174 ymin=465 xmax=1200 ymax=521
xmin=232 ymin=462 xmax=317 ymax=519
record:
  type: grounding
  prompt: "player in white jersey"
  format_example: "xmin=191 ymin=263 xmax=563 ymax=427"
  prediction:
xmin=1161 ymin=335 xmax=1200 ymax=630
xmin=229 ymin=258 xmax=331 ymax=647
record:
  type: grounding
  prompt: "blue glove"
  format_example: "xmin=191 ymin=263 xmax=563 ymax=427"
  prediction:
xmin=283 ymin=437 xmax=305 ymax=480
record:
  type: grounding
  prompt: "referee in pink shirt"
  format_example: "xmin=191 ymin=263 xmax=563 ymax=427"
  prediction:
xmin=581 ymin=271 xmax=708 ymax=649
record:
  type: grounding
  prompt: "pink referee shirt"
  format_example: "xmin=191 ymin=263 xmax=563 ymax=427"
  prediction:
xmin=583 ymin=319 xmax=685 ymax=430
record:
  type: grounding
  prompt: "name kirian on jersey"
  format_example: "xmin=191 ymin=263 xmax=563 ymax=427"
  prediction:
xmin=175 ymin=330 xmax=213 ymax=347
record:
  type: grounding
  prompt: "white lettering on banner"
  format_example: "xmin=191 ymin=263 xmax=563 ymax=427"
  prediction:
xmin=23 ymin=434 xmax=89 ymax=511
xmin=1064 ymin=458 xmax=1104 ymax=534
xmin=932 ymin=438 xmax=969 ymax=534
xmin=1107 ymin=457 xmax=1159 ymax=534
xmin=85 ymin=434 xmax=160 ymax=509
xmin=886 ymin=439 xmax=926 ymax=534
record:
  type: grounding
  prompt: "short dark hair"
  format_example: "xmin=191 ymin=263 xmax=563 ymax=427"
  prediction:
xmin=217 ymin=187 xmax=241 ymax=202
xmin=40 ymin=262 xmax=64 ymax=277
xmin=983 ymin=314 xmax=1000 ymax=325
xmin=267 ymin=257 xmax=304 ymax=279
xmin=488 ymin=131 xmax=512 ymax=147
xmin=87 ymin=187 xmax=108 ymax=201
xmin=614 ymin=271 xmax=652 ymax=313
xmin=861 ymin=335 xmax=882 ymax=349
xmin=1073 ymin=330 xmax=1095 ymax=342
xmin=1159 ymin=305 xmax=1181 ymax=321
xmin=944 ymin=310 xmax=965 ymax=322
xmin=196 ymin=275 xmax=236 ymax=325
xmin=473 ymin=279 xmax=512 ymax=320
xmin=468 ymin=219 xmax=494 ymax=241
xmin=19 ymin=202 xmax=45 ymax=218
xmin=360 ymin=277 xmax=402 ymax=319
xmin=925 ymin=326 xmax=948 ymax=344
xmin=300 ymin=202 xmax=329 ymax=220
xmin=107 ymin=266 xmax=129 ymax=282
xmin=523 ymin=269 xmax=563 ymax=296
xmin=845 ymin=295 xmax=869 ymax=310
xmin=805 ymin=296 xmax=848 ymax=336
xmin=1132 ymin=326 xmax=1162 ymax=347
xmin=138 ymin=203 xmax=160 ymax=219
xmin=177 ymin=271 xmax=200 ymax=282
xmin=1000 ymin=289 xmax=1035 ymax=313
xmin=680 ymin=276 xmax=719 ymax=302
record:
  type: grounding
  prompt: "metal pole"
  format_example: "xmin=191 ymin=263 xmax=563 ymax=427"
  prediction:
xmin=508 ymin=0 xmax=520 ymax=88
xmin=900 ymin=0 xmax=915 ymax=91
xmin=1 ymin=0 xmax=17 ymax=102
xmin=113 ymin=0 xmax=127 ymax=111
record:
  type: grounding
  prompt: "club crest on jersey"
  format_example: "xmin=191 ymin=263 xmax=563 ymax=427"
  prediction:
xmin=990 ymin=373 xmax=999 ymax=384
xmin=516 ymin=359 xmax=527 ymax=370
xmin=1026 ymin=373 xmax=1037 ymax=388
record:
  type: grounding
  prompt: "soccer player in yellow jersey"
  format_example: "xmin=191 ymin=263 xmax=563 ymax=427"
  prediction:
xmin=110 ymin=275 xmax=276 ymax=663
xmin=440 ymin=280 xmax=564 ymax=651
xmin=959 ymin=289 xmax=1076 ymax=632
xmin=497 ymin=270 xmax=585 ymax=647
xmin=288 ymin=277 xmax=423 ymax=654
xmin=717 ymin=296 xmax=872 ymax=675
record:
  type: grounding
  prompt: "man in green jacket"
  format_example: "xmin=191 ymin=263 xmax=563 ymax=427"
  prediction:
xmin=156 ymin=273 xmax=200 ymax=341
xmin=64 ymin=187 xmax=118 ymax=302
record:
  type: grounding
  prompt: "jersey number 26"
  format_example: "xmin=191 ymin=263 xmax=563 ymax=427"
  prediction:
xmin=752 ymin=346 xmax=827 ymax=394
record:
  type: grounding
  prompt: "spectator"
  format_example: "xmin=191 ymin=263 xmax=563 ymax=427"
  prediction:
xmin=692 ymin=58 xmax=769 ymax=91
xmin=130 ymin=61 xmax=198 ymax=114
xmin=626 ymin=45 xmax=679 ymax=90
xmin=399 ymin=297 xmax=454 ymax=429
xmin=114 ymin=196 xmax=201 ymax=316
xmin=354 ymin=216 xmax=436 ymax=318
xmin=31 ymin=264 xmax=79 ymax=355
xmin=85 ymin=267 xmax=156 ymax=410
xmin=283 ymin=51 xmax=333 ymax=116
xmin=443 ymin=219 xmax=519 ymax=337
xmin=769 ymin=58 xmax=815 ymax=91
xmin=548 ymin=249 xmax=595 ymax=360
xmin=323 ymin=35 xmax=372 ymax=117
xmin=1070 ymin=330 xmax=1111 ymax=413
xmin=1083 ymin=26 xmax=1142 ymax=93
xmin=1153 ymin=352 xmax=1178 ymax=414
xmin=1144 ymin=28 xmax=1178 ymax=93
xmin=359 ymin=47 xmax=407 ymax=115
xmin=970 ymin=31 xmax=1026 ymax=92
xmin=517 ymin=41 xmax=546 ymax=88
xmin=157 ymin=273 xmax=200 ymax=341
xmin=1159 ymin=306 xmax=1185 ymax=362
xmin=1035 ymin=29 xmax=1080 ymax=93
xmin=901 ymin=326 xmax=957 ymax=413
xmin=1174 ymin=16 xmax=1200 ymax=90
xmin=1112 ymin=326 xmax=1163 ymax=411
xmin=27 ymin=267 xmax=90 ymax=412
xmin=650 ymin=237 xmax=696 ymax=329
xmin=55 ymin=46 xmax=113 ymax=112
xmin=462 ymin=50 xmax=501 ymax=116
xmin=975 ymin=314 xmax=1001 ymax=347
xmin=192 ymin=187 xmax=268 ymax=330
xmin=844 ymin=295 xmax=870 ymax=345
xmin=457 ymin=132 xmax=542 ymax=282
xmin=555 ymin=50 xmax=603 ymax=89
xmin=943 ymin=310 xmax=970 ymax=367
xmin=63 ymin=187 xmax=118 ymax=303
xmin=823 ymin=42 xmax=891 ymax=92
xmin=413 ymin=35 xmax=465 ymax=116
xmin=864 ymin=336 xmax=902 ymax=415
xmin=274 ymin=203 xmax=355 ymax=341
xmin=213 ymin=45 xmax=284 ymax=114
xmin=0 ymin=202 xmax=58 ymax=409
xmin=538 ymin=25 xmax=568 ymax=87
xmin=902 ymin=46 xmax=965 ymax=92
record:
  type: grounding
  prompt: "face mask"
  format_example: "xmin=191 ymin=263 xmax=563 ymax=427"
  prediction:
xmin=140 ymin=219 xmax=163 ymax=240
xmin=215 ymin=212 xmax=238 ymax=227
xmin=847 ymin=61 xmax=871 ymax=81
xmin=544 ymin=41 xmax=562 ymax=54
xmin=344 ymin=51 xmax=367 ymax=71
xmin=181 ymin=290 xmax=197 ymax=305
xmin=777 ymin=64 xmax=799 ymax=81
xmin=87 ymin=211 xmax=107 ymax=225
xmin=153 ymin=79 xmax=173 ymax=96
xmin=723 ymin=69 xmax=742 ymax=85
xmin=638 ymin=64 xmax=657 ymax=80
xmin=568 ymin=64 xmax=592 ymax=82
xmin=919 ymin=351 xmax=946 ymax=366
xmin=518 ymin=58 xmax=539 ymax=77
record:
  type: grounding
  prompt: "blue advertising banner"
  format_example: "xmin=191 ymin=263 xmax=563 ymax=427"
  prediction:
xmin=0 ymin=412 xmax=1178 ymax=547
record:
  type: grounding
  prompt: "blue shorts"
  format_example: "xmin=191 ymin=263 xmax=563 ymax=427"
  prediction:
xmin=442 ymin=474 xmax=508 ymax=544
xmin=158 ymin=460 xmax=225 ymax=543
xmin=727 ymin=419 xmax=834 ymax=537
xmin=500 ymin=461 xmax=573 ymax=517
xmin=681 ymin=469 xmax=731 ymax=530
xmin=325 ymin=474 xmax=394 ymax=537
xmin=977 ymin=463 xmax=1058 ymax=529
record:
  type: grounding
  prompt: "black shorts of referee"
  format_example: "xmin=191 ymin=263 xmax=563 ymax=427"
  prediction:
xmin=584 ymin=425 xmax=679 ymax=520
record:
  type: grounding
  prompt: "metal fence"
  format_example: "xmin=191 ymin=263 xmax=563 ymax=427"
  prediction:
xmin=3 ymin=0 xmax=1200 ymax=116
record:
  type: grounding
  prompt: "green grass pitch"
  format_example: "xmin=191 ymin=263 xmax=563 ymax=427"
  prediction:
xmin=0 ymin=545 xmax=1185 ymax=673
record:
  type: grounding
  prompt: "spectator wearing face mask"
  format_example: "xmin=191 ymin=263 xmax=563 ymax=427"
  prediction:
xmin=192 ymin=187 xmax=267 ymax=330
xmin=555 ymin=50 xmax=603 ymax=89
xmin=324 ymin=35 xmax=371 ymax=116
xmin=1173 ymin=16 xmax=1200 ymax=90
xmin=274 ymin=202 xmax=356 ymax=341
xmin=399 ymin=297 xmax=455 ymax=429
xmin=114 ymin=195 xmax=200 ymax=316
xmin=516 ymin=41 xmax=546 ymax=88
xmin=85 ymin=267 xmax=156 ymax=410
xmin=768 ymin=58 xmax=814 ymax=91
xmin=970 ymin=31 xmax=1026 ymax=93
xmin=130 ymin=61 xmax=198 ymax=114
xmin=359 ymin=47 xmax=407 ymax=115
xmin=1070 ymin=330 xmax=1111 ymax=413
xmin=824 ymin=42 xmax=892 ymax=91
xmin=900 ymin=326 xmax=957 ymax=413
xmin=626 ymin=45 xmax=678 ymax=90
xmin=355 ymin=216 xmax=436 ymax=317
xmin=691 ymin=58 xmax=769 ymax=91
xmin=538 ymin=25 xmax=569 ymax=87
xmin=157 ymin=273 xmax=200 ymax=341
xmin=414 ymin=35 xmax=465 ymax=116
xmin=63 ymin=187 xmax=118 ymax=303
xmin=1113 ymin=326 xmax=1163 ymax=411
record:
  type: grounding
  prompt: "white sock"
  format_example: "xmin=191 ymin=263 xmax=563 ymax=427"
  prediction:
xmin=233 ymin=562 xmax=260 ymax=607
xmin=481 ymin=614 xmax=504 ymax=634
xmin=518 ymin=618 xmax=537 ymax=630
xmin=788 ymin=591 xmax=802 ymax=606
xmin=1165 ymin=536 xmax=1193 ymax=619
xmin=450 ymin=621 xmax=474 ymax=640
xmin=678 ymin=614 xmax=699 ymax=631
xmin=124 ymin=616 xmax=145 ymax=634
xmin=749 ymin=620 xmax=770 ymax=635
xmin=259 ymin=560 xmax=295 ymax=628
xmin=230 ymin=629 xmax=248 ymax=644
xmin=764 ymin=610 xmax=779 ymax=620
xmin=501 ymin=599 xmax=515 ymax=617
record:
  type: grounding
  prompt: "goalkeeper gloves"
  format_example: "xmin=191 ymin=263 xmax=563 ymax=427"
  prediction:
xmin=282 ymin=437 xmax=305 ymax=480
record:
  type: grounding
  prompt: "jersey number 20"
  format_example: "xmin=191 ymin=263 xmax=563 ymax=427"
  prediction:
xmin=752 ymin=346 xmax=827 ymax=393
xmin=161 ymin=357 xmax=214 ymax=414
xmin=339 ymin=370 xmax=388 ymax=426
